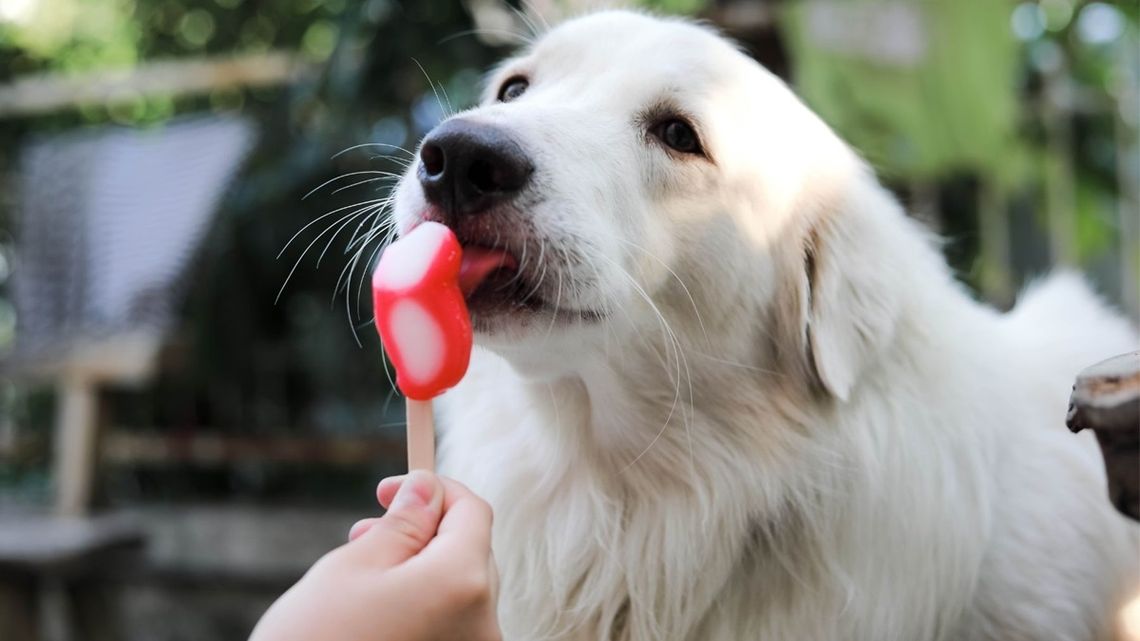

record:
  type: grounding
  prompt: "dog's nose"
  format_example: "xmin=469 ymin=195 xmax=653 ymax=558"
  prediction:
xmin=417 ymin=119 xmax=533 ymax=219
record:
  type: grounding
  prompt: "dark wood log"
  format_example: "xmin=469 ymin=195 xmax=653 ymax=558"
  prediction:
xmin=1066 ymin=351 xmax=1140 ymax=521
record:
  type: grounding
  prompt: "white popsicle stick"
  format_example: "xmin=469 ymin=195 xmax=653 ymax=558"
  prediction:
xmin=406 ymin=399 xmax=435 ymax=471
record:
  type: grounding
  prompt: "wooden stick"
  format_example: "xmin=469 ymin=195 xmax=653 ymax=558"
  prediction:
xmin=405 ymin=399 xmax=435 ymax=471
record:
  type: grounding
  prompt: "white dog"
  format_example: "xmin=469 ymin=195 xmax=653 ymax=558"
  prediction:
xmin=388 ymin=10 xmax=1139 ymax=641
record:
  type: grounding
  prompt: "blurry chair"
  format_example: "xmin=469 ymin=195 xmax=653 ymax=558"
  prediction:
xmin=0 ymin=114 xmax=255 ymax=641
xmin=3 ymin=115 xmax=255 ymax=516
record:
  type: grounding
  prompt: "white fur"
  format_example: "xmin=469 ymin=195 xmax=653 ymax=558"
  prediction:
xmin=391 ymin=11 xmax=1139 ymax=640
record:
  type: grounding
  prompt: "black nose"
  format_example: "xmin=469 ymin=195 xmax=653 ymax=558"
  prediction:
xmin=417 ymin=119 xmax=534 ymax=219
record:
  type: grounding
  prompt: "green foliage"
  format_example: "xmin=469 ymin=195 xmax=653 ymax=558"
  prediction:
xmin=1074 ymin=172 xmax=1115 ymax=261
xmin=784 ymin=0 xmax=1024 ymax=183
xmin=1 ymin=0 xmax=140 ymax=69
xmin=636 ymin=0 xmax=709 ymax=15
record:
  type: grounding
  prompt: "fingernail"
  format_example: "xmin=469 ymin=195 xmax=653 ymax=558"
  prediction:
xmin=391 ymin=470 xmax=436 ymax=510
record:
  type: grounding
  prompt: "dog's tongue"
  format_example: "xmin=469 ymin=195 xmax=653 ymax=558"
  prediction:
xmin=458 ymin=247 xmax=518 ymax=297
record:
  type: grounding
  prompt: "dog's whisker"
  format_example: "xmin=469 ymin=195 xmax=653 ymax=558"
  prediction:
xmin=355 ymin=221 xmax=401 ymax=310
xmin=411 ymin=57 xmax=454 ymax=119
xmin=542 ymin=263 xmax=564 ymax=343
xmin=342 ymin=214 xmax=378 ymax=259
xmin=329 ymin=175 xmax=400 ymax=197
xmin=606 ymin=242 xmax=699 ymax=472
xmin=332 ymin=211 xmax=398 ymax=343
xmin=344 ymin=208 xmax=396 ymax=254
xmin=521 ymin=238 xmax=549 ymax=303
xmin=536 ymin=244 xmax=562 ymax=348
xmin=590 ymin=253 xmax=689 ymax=471
xmin=367 ymin=155 xmax=412 ymax=169
xmin=302 ymin=171 xmax=403 ymax=201
xmin=505 ymin=235 xmax=530 ymax=292
xmin=581 ymin=255 xmax=621 ymax=358
xmin=331 ymin=141 xmax=415 ymax=161
xmin=277 ymin=197 xmax=387 ymax=260
xmin=277 ymin=199 xmax=392 ymax=304
xmin=437 ymin=28 xmax=534 ymax=46
xmin=615 ymin=237 xmax=711 ymax=351
xmin=516 ymin=0 xmax=552 ymax=32
xmin=506 ymin=2 xmax=543 ymax=40
xmin=334 ymin=215 xmax=394 ymax=301
xmin=342 ymin=203 xmax=393 ymax=257
xmin=315 ymin=204 xmax=387 ymax=270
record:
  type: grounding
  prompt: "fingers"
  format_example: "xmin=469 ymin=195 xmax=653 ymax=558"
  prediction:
xmin=434 ymin=478 xmax=493 ymax=548
xmin=377 ymin=475 xmax=404 ymax=509
xmin=391 ymin=476 xmax=498 ymax=615
xmin=353 ymin=470 xmax=444 ymax=568
xmin=349 ymin=474 xmax=438 ymax=541
xmin=344 ymin=476 xmax=405 ymax=542
xmin=361 ymin=474 xmax=496 ymax=579
xmin=348 ymin=518 xmax=380 ymax=542
xmin=407 ymin=477 xmax=495 ymax=572
xmin=376 ymin=475 xmax=488 ymax=532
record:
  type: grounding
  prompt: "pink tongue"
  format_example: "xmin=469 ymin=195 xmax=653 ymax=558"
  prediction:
xmin=458 ymin=247 xmax=518 ymax=297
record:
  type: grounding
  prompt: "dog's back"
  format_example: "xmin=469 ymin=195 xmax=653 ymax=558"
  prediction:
xmin=1005 ymin=272 xmax=1137 ymax=402
xmin=958 ymin=272 xmax=1139 ymax=641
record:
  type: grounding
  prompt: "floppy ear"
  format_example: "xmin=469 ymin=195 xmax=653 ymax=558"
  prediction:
xmin=774 ymin=185 xmax=903 ymax=401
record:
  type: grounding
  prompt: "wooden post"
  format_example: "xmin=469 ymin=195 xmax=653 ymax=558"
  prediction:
xmin=1066 ymin=351 xmax=1140 ymax=522
xmin=53 ymin=375 xmax=100 ymax=517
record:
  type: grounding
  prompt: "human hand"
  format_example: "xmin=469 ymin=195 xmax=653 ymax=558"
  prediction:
xmin=249 ymin=470 xmax=500 ymax=641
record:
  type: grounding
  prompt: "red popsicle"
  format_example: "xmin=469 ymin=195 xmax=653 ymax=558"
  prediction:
xmin=372 ymin=221 xmax=515 ymax=470
xmin=373 ymin=222 xmax=471 ymax=402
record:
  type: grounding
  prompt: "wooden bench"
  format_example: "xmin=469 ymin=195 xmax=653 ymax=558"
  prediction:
xmin=0 ymin=513 xmax=145 ymax=641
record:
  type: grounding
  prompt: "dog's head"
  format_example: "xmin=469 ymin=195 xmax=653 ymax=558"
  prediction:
xmin=392 ymin=10 xmax=905 ymax=399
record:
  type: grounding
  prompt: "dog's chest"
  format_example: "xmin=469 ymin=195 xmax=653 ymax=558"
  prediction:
xmin=439 ymin=415 xmax=768 ymax=639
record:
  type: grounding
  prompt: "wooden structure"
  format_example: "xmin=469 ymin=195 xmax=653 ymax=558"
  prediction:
xmin=1066 ymin=351 xmax=1140 ymax=521
xmin=0 ymin=52 xmax=307 ymax=118
xmin=2 ymin=117 xmax=255 ymax=516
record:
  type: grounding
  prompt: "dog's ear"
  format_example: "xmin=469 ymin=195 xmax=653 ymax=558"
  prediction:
xmin=774 ymin=182 xmax=903 ymax=401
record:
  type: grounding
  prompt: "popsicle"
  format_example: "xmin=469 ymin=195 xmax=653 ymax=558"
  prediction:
xmin=372 ymin=221 xmax=515 ymax=470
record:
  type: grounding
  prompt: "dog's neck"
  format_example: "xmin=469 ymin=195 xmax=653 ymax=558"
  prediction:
xmin=507 ymin=302 xmax=774 ymax=470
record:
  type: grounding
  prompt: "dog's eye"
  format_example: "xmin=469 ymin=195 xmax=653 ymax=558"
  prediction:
xmin=498 ymin=77 xmax=529 ymax=102
xmin=652 ymin=119 xmax=702 ymax=155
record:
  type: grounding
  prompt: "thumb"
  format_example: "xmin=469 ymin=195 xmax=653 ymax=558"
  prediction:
xmin=356 ymin=470 xmax=444 ymax=568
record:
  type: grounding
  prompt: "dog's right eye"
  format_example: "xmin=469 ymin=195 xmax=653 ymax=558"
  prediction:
xmin=498 ymin=77 xmax=529 ymax=102
xmin=651 ymin=119 xmax=703 ymax=156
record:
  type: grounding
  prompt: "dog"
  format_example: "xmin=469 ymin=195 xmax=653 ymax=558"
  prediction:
xmin=387 ymin=10 xmax=1139 ymax=640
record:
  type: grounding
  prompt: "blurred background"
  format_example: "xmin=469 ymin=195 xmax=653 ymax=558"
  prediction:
xmin=0 ymin=0 xmax=1135 ymax=639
